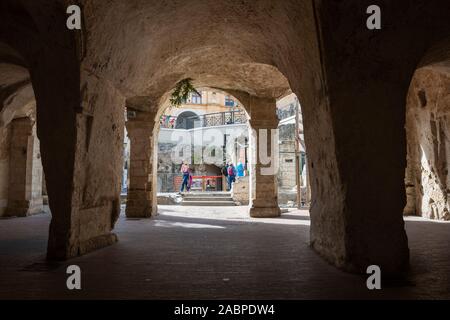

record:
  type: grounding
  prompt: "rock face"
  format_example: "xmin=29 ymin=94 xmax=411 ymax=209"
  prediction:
xmin=0 ymin=126 xmax=10 ymax=216
xmin=232 ymin=176 xmax=249 ymax=206
xmin=5 ymin=118 xmax=43 ymax=217
xmin=405 ymin=66 xmax=450 ymax=221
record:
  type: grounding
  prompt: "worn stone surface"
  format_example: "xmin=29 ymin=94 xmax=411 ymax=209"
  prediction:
xmin=278 ymin=140 xmax=297 ymax=190
xmin=0 ymin=126 xmax=10 ymax=216
xmin=4 ymin=118 xmax=43 ymax=217
xmin=248 ymin=97 xmax=281 ymax=218
xmin=126 ymin=110 xmax=158 ymax=218
xmin=232 ymin=176 xmax=249 ymax=205
xmin=405 ymin=66 xmax=450 ymax=221
xmin=1 ymin=208 xmax=450 ymax=299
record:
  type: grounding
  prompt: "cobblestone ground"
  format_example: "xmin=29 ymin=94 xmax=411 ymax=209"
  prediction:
xmin=0 ymin=206 xmax=449 ymax=299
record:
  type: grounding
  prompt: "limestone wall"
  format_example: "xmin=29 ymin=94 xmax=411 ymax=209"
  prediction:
xmin=0 ymin=126 xmax=10 ymax=216
xmin=232 ymin=176 xmax=249 ymax=205
xmin=405 ymin=66 xmax=450 ymax=220
xmin=278 ymin=140 xmax=297 ymax=190
xmin=27 ymin=124 xmax=43 ymax=215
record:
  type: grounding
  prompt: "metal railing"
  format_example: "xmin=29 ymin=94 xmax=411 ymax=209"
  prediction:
xmin=160 ymin=110 xmax=247 ymax=129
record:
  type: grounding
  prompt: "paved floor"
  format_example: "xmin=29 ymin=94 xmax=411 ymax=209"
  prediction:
xmin=0 ymin=206 xmax=449 ymax=299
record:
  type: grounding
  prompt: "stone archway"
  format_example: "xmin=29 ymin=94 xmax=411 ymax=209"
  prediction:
xmin=405 ymin=39 xmax=450 ymax=221
xmin=1 ymin=1 xmax=449 ymax=277
xmin=125 ymin=87 xmax=283 ymax=219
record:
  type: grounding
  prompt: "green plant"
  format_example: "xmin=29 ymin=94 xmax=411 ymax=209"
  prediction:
xmin=170 ymin=78 xmax=201 ymax=107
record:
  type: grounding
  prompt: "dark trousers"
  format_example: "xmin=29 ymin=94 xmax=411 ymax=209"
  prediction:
xmin=180 ymin=173 xmax=190 ymax=192
xmin=227 ymin=175 xmax=235 ymax=190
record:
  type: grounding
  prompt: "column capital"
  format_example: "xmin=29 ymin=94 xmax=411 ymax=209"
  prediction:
xmin=126 ymin=109 xmax=158 ymax=123
xmin=126 ymin=110 xmax=158 ymax=136
xmin=249 ymin=118 xmax=279 ymax=130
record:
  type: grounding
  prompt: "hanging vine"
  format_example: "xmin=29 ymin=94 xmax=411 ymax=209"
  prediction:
xmin=170 ymin=78 xmax=201 ymax=107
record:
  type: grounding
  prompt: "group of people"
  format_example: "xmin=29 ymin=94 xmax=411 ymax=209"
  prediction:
xmin=222 ymin=160 xmax=246 ymax=191
xmin=179 ymin=160 xmax=247 ymax=193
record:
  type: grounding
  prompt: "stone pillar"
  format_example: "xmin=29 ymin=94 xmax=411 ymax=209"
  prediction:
xmin=248 ymin=97 xmax=281 ymax=218
xmin=0 ymin=125 xmax=11 ymax=217
xmin=125 ymin=110 xmax=158 ymax=218
xmin=5 ymin=118 xmax=43 ymax=217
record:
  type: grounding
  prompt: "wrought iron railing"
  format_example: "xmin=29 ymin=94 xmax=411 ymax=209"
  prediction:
xmin=160 ymin=110 xmax=247 ymax=129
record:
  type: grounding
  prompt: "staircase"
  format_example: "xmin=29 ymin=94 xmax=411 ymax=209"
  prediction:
xmin=181 ymin=192 xmax=236 ymax=206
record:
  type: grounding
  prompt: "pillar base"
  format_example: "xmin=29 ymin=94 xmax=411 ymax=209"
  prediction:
xmin=47 ymin=232 xmax=118 ymax=261
xmin=78 ymin=233 xmax=118 ymax=256
xmin=4 ymin=199 xmax=43 ymax=217
xmin=125 ymin=204 xmax=157 ymax=218
xmin=249 ymin=205 xmax=281 ymax=218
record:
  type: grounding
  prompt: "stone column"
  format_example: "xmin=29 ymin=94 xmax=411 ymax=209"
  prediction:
xmin=125 ymin=110 xmax=158 ymax=218
xmin=248 ymin=97 xmax=281 ymax=218
xmin=5 ymin=118 xmax=43 ymax=217
xmin=0 ymin=125 xmax=10 ymax=217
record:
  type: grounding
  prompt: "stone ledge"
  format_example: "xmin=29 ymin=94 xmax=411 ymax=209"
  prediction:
xmin=249 ymin=206 xmax=281 ymax=218
xmin=126 ymin=206 xmax=157 ymax=218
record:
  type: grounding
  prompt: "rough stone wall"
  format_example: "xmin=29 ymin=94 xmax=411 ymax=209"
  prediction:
xmin=25 ymin=122 xmax=43 ymax=215
xmin=405 ymin=66 xmax=450 ymax=220
xmin=0 ymin=126 xmax=10 ymax=216
xmin=232 ymin=176 xmax=249 ymax=205
xmin=1 ymin=118 xmax=43 ymax=217
xmin=126 ymin=110 xmax=157 ymax=218
xmin=6 ymin=118 xmax=32 ymax=216
xmin=248 ymin=97 xmax=281 ymax=218
xmin=278 ymin=140 xmax=297 ymax=190
xmin=72 ymin=76 xmax=125 ymax=255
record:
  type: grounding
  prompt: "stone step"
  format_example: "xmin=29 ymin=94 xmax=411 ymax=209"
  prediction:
xmin=183 ymin=197 xmax=233 ymax=201
xmin=182 ymin=193 xmax=231 ymax=197
xmin=181 ymin=200 xmax=236 ymax=206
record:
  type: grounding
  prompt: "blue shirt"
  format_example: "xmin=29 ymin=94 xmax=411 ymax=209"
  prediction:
xmin=236 ymin=163 xmax=245 ymax=177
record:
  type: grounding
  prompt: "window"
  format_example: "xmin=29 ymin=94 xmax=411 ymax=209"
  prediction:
xmin=225 ymin=95 xmax=235 ymax=107
xmin=191 ymin=93 xmax=202 ymax=104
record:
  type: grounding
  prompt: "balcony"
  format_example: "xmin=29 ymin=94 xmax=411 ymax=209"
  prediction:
xmin=160 ymin=110 xmax=247 ymax=129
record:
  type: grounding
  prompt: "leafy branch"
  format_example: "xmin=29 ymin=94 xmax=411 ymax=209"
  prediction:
xmin=170 ymin=78 xmax=201 ymax=107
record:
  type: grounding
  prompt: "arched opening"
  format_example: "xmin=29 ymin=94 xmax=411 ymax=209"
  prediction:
xmin=175 ymin=111 xmax=200 ymax=129
xmin=0 ymin=44 xmax=46 ymax=218
xmin=155 ymin=89 xmax=252 ymax=202
xmin=123 ymin=81 xmax=290 ymax=218
xmin=404 ymin=40 xmax=450 ymax=221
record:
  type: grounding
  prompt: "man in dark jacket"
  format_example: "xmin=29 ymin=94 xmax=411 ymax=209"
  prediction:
xmin=221 ymin=163 xmax=229 ymax=190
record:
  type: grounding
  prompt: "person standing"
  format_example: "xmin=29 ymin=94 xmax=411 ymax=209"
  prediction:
xmin=180 ymin=161 xmax=191 ymax=193
xmin=236 ymin=159 xmax=245 ymax=177
xmin=227 ymin=163 xmax=237 ymax=190
xmin=221 ymin=162 xmax=229 ymax=191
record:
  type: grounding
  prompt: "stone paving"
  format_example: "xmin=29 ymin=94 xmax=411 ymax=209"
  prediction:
xmin=0 ymin=206 xmax=449 ymax=299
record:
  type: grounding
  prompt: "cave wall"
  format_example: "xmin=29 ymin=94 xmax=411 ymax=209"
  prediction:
xmin=0 ymin=126 xmax=10 ymax=216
